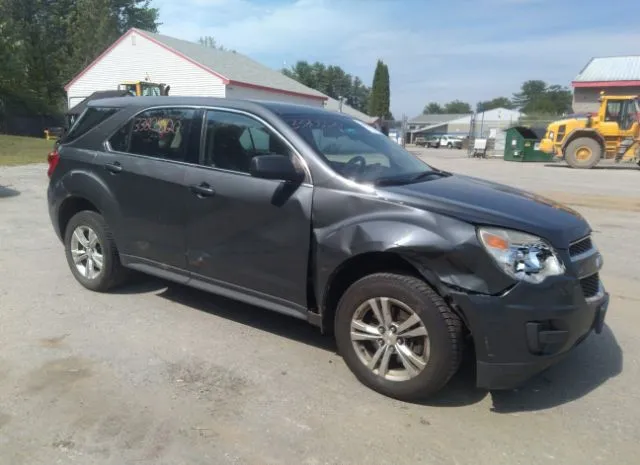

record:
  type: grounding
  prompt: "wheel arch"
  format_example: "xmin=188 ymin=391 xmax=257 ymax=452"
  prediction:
xmin=321 ymin=251 xmax=446 ymax=335
xmin=58 ymin=196 xmax=101 ymax=239
xmin=54 ymin=170 xmax=123 ymax=246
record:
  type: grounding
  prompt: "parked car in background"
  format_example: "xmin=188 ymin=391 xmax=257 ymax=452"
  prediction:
xmin=426 ymin=135 xmax=441 ymax=148
xmin=414 ymin=136 xmax=427 ymax=147
xmin=439 ymin=135 xmax=463 ymax=149
xmin=47 ymin=96 xmax=609 ymax=401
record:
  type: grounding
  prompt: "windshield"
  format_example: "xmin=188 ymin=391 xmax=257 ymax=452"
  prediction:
xmin=141 ymin=83 xmax=162 ymax=96
xmin=279 ymin=112 xmax=436 ymax=185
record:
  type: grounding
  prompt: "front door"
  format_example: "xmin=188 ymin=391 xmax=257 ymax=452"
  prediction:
xmin=598 ymin=99 xmax=638 ymax=155
xmin=183 ymin=109 xmax=313 ymax=313
xmin=100 ymin=106 xmax=202 ymax=274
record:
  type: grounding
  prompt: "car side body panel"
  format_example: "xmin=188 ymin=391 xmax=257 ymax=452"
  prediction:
xmin=48 ymin=147 xmax=124 ymax=245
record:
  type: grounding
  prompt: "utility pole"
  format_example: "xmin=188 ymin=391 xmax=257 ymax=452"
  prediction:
xmin=401 ymin=113 xmax=407 ymax=148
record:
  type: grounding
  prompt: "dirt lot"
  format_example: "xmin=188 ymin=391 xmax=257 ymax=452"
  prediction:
xmin=1 ymin=151 xmax=639 ymax=465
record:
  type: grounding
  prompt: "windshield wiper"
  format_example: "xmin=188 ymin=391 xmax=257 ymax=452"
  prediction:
xmin=373 ymin=169 xmax=451 ymax=186
xmin=409 ymin=169 xmax=452 ymax=182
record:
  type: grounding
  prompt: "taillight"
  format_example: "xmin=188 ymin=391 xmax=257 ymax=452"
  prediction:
xmin=47 ymin=150 xmax=60 ymax=178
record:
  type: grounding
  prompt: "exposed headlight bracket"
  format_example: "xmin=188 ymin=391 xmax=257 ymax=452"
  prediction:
xmin=477 ymin=227 xmax=565 ymax=284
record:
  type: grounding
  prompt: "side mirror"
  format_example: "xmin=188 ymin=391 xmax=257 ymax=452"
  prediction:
xmin=249 ymin=154 xmax=304 ymax=182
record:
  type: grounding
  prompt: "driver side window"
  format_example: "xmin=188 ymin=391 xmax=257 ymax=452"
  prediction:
xmin=202 ymin=110 xmax=293 ymax=173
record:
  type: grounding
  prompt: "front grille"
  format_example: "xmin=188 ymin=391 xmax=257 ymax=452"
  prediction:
xmin=580 ymin=273 xmax=600 ymax=298
xmin=569 ymin=236 xmax=593 ymax=257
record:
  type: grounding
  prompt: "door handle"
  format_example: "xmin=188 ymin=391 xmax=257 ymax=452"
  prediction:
xmin=104 ymin=162 xmax=123 ymax=174
xmin=190 ymin=182 xmax=216 ymax=197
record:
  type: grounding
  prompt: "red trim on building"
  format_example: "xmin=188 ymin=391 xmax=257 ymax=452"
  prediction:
xmin=65 ymin=28 xmax=327 ymax=102
xmin=228 ymin=80 xmax=327 ymax=101
xmin=135 ymin=29 xmax=230 ymax=84
xmin=572 ymin=80 xmax=640 ymax=88
xmin=64 ymin=29 xmax=136 ymax=91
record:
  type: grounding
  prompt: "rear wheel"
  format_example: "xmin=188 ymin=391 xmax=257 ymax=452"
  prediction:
xmin=64 ymin=211 xmax=129 ymax=292
xmin=565 ymin=137 xmax=602 ymax=169
xmin=335 ymin=273 xmax=463 ymax=401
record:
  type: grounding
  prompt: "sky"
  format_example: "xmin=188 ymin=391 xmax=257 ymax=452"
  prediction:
xmin=154 ymin=0 xmax=640 ymax=117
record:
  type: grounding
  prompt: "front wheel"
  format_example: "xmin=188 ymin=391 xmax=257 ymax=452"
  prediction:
xmin=335 ymin=273 xmax=464 ymax=401
xmin=565 ymin=137 xmax=602 ymax=169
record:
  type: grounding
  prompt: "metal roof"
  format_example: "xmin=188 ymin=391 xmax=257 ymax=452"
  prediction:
xmin=138 ymin=29 xmax=326 ymax=100
xmin=409 ymin=113 xmax=468 ymax=124
xmin=574 ymin=56 xmax=640 ymax=82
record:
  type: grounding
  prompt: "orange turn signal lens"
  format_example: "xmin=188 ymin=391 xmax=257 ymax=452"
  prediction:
xmin=481 ymin=232 xmax=509 ymax=250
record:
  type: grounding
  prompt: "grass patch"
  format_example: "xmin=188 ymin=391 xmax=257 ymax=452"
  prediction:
xmin=0 ymin=135 xmax=55 ymax=166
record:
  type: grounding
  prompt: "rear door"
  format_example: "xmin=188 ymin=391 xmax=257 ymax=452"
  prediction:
xmin=183 ymin=108 xmax=313 ymax=312
xmin=99 ymin=106 xmax=202 ymax=276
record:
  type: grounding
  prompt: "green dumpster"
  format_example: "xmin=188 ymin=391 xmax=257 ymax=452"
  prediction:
xmin=504 ymin=126 xmax=554 ymax=162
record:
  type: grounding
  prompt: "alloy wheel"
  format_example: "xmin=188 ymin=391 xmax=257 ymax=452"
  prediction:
xmin=350 ymin=297 xmax=430 ymax=382
xmin=69 ymin=225 xmax=104 ymax=280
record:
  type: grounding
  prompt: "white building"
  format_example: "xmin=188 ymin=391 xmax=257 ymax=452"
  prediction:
xmin=64 ymin=28 xmax=328 ymax=110
xmin=408 ymin=107 xmax=522 ymax=141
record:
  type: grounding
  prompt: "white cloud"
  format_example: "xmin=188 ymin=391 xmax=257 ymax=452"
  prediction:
xmin=154 ymin=0 xmax=640 ymax=117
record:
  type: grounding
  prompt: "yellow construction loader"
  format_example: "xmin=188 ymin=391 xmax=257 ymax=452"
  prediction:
xmin=539 ymin=92 xmax=640 ymax=169
xmin=117 ymin=80 xmax=170 ymax=97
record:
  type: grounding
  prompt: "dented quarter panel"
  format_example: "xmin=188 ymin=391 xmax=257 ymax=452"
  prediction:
xmin=312 ymin=186 xmax=517 ymax=312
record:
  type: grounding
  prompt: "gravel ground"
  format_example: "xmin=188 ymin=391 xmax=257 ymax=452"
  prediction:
xmin=1 ymin=151 xmax=639 ymax=465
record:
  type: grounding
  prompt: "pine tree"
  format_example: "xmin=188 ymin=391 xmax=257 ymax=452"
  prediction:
xmin=380 ymin=63 xmax=390 ymax=119
xmin=369 ymin=59 xmax=391 ymax=119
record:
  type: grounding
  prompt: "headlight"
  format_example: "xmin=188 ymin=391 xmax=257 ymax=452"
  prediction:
xmin=477 ymin=227 xmax=565 ymax=284
xmin=548 ymin=131 xmax=554 ymax=140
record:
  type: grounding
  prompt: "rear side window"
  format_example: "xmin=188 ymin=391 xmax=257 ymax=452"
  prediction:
xmin=64 ymin=107 xmax=118 ymax=143
xmin=108 ymin=107 xmax=195 ymax=162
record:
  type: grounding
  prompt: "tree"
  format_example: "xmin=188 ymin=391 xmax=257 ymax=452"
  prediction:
xmin=476 ymin=97 xmax=515 ymax=112
xmin=512 ymin=80 xmax=547 ymax=110
xmin=443 ymin=100 xmax=471 ymax=114
xmin=67 ymin=0 xmax=120 ymax=77
xmin=369 ymin=59 xmax=391 ymax=119
xmin=380 ymin=62 xmax=391 ymax=119
xmin=199 ymin=36 xmax=234 ymax=52
xmin=422 ymin=102 xmax=443 ymax=114
xmin=282 ymin=60 xmax=371 ymax=113
xmin=0 ymin=0 xmax=160 ymax=116
xmin=111 ymin=0 xmax=160 ymax=32
xmin=512 ymin=80 xmax=572 ymax=114
xmin=421 ymin=100 xmax=471 ymax=115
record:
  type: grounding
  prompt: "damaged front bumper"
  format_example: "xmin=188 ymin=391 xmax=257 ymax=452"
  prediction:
xmin=448 ymin=275 xmax=609 ymax=390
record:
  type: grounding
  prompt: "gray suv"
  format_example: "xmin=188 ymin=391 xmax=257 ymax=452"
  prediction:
xmin=47 ymin=97 xmax=609 ymax=401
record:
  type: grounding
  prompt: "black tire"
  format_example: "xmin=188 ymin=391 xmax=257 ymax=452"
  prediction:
xmin=447 ymin=143 xmax=452 ymax=149
xmin=565 ymin=137 xmax=602 ymax=169
xmin=334 ymin=273 xmax=463 ymax=401
xmin=63 ymin=210 xmax=129 ymax=292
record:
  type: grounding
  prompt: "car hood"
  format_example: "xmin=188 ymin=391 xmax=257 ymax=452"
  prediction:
xmin=380 ymin=173 xmax=590 ymax=248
